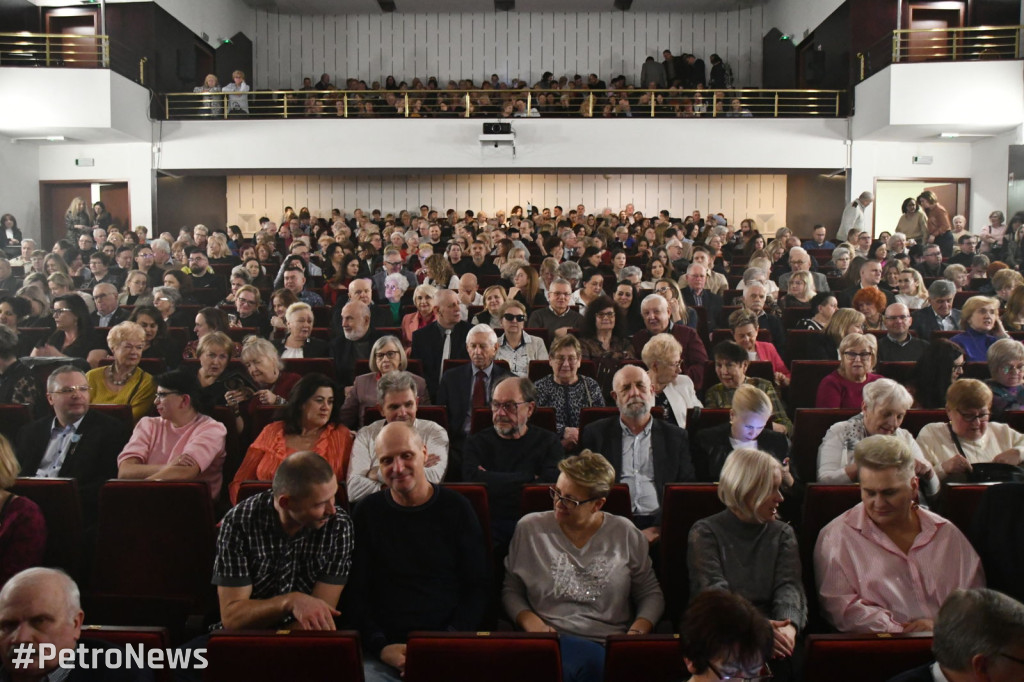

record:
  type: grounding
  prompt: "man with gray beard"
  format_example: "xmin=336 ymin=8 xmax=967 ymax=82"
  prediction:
xmin=330 ymin=301 xmax=380 ymax=390
xmin=580 ymin=365 xmax=694 ymax=543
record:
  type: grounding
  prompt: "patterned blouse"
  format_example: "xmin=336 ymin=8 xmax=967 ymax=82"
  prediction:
xmin=534 ymin=374 xmax=605 ymax=437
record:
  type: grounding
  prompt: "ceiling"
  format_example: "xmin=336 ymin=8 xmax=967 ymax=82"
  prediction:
xmin=240 ymin=0 xmax=763 ymax=15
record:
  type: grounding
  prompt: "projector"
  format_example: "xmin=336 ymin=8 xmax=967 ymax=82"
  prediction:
xmin=483 ymin=122 xmax=512 ymax=135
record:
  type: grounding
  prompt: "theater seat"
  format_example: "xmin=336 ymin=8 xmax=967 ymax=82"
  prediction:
xmin=89 ymin=403 xmax=135 ymax=425
xmin=404 ymin=632 xmax=562 ymax=682
xmin=604 ymin=634 xmax=684 ymax=682
xmin=791 ymin=408 xmax=858 ymax=484
xmin=899 ymin=410 xmax=947 ymax=438
xmin=205 ymin=630 xmax=364 ymax=682
xmin=579 ymin=407 xmax=620 ymax=432
xmin=281 ymin=357 xmax=335 ymax=379
xmin=444 ymin=483 xmax=493 ymax=555
xmin=941 ymin=483 xmax=989 ymax=536
xmin=520 ymin=483 xmax=632 ymax=519
xmin=11 ymin=477 xmax=83 ymax=580
xmin=799 ymin=484 xmax=861 ymax=632
xmin=789 ymin=361 xmax=839 ymax=411
xmin=659 ymin=484 xmax=724 ymax=625
xmin=81 ymin=625 xmax=172 ymax=682
xmin=0 ymin=404 xmax=31 ymax=443
xmin=803 ymin=633 xmax=933 ymax=682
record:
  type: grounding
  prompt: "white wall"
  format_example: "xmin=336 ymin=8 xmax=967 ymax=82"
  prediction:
xmin=763 ymin=0 xmax=844 ymax=41
xmin=252 ymin=9 xmax=765 ymax=90
xmin=969 ymin=127 xmax=1022 ymax=229
xmin=224 ymin=172 xmax=787 ymax=233
xmin=156 ymin=118 xmax=849 ymax=171
xmin=37 ymin=143 xmax=155 ymax=230
xmin=0 ymin=134 xmax=41 ymax=241
xmin=888 ymin=61 xmax=1024 ymax=129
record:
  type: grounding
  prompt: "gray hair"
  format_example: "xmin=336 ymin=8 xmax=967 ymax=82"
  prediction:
xmin=46 ymin=365 xmax=88 ymax=392
xmin=230 ymin=266 xmax=252 ymax=283
xmin=376 ymin=370 xmax=419 ymax=405
xmin=933 ymin=588 xmax=1024 ymax=671
xmin=619 ymin=266 xmax=642 ymax=282
xmin=741 ymin=267 xmax=765 ymax=285
xmin=384 ymin=272 xmax=410 ymax=293
xmin=0 ymin=568 xmax=81 ymax=620
xmin=556 ymin=261 xmax=582 ymax=281
xmin=150 ymin=238 xmax=171 ymax=254
xmin=928 ymin=279 xmax=957 ymax=299
xmin=152 ymin=285 xmax=181 ymax=307
xmin=467 ymin=323 xmax=499 ymax=346
xmin=549 ymin=277 xmax=572 ymax=290
xmin=369 ymin=335 xmax=407 ymax=374
xmin=862 ymin=377 xmax=912 ymax=413
xmin=492 ymin=375 xmax=537 ymax=403
xmin=831 ymin=246 xmax=852 ymax=263
xmin=987 ymin=337 xmax=1024 ymax=377
xmin=787 ymin=246 xmax=808 ymax=260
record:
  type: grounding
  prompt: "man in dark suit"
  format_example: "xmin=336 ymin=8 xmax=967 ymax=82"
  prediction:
xmin=329 ymin=278 xmax=392 ymax=336
xmin=579 ymin=365 xmax=695 ymax=543
xmin=15 ymin=365 xmax=131 ymax=527
xmin=90 ymin=283 xmax=129 ymax=328
xmin=411 ymin=289 xmax=470 ymax=401
xmin=887 ymin=588 xmax=1024 ymax=682
xmin=680 ymin=262 xmax=724 ymax=329
xmin=437 ymin=324 xmax=510 ymax=451
xmin=837 ymin=259 xmax=897 ymax=308
xmin=329 ymin=301 xmax=381 ymax=389
xmin=911 ymin=279 xmax=961 ymax=340
xmin=371 ymin=247 xmax=419 ymax=304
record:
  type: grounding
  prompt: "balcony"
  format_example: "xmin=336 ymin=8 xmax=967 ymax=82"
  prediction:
xmin=857 ymin=25 xmax=1024 ymax=82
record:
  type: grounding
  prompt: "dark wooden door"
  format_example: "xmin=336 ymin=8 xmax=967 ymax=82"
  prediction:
xmin=44 ymin=9 xmax=100 ymax=68
xmin=40 ymin=182 xmax=92 ymax=246
xmin=99 ymin=183 xmax=131 ymax=232
xmin=906 ymin=2 xmax=965 ymax=61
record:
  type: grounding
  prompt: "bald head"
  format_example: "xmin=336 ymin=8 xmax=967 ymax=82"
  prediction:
xmin=348 ymin=278 xmax=373 ymax=305
xmin=0 ymin=568 xmax=83 ymax=676
xmin=884 ymin=302 xmax=911 ymax=339
xmin=341 ymin=301 xmax=370 ymax=340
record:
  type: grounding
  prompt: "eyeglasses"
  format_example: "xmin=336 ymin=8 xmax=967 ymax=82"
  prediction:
xmin=548 ymin=487 xmax=602 ymax=510
xmin=596 ymin=311 xmax=616 ymax=319
xmin=551 ymin=355 xmax=579 ymax=365
xmin=154 ymin=391 xmax=181 ymax=401
xmin=49 ymin=385 xmax=90 ymax=395
xmin=491 ymin=400 xmax=529 ymax=413
xmin=1001 ymin=364 xmax=1024 ymax=375
xmin=503 ymin=313 xmax=526 ymax=322
xmin=842 ymin=351 xmax=873 ymax=360
xmin=118 ymin=343 xmax=145 ymax=352
xmin=385 ymin=260 xmax=403 ymax=267
xmin=955 ymin=410 xmax=991 ymax=423
xmin=952 ymin=362 xmax=965 ymax=374
xmin=237 ymin=298 xmax=257 ymax=306
xmin=707 ymin=662 xmax=772 ymax=681
xmin=375 ymin=350 xmax=400 ymax=361
xmin=884 ymin=314 xmax=910 ymax=321
xmin=51 ymin=308 xmax=70 ymax=316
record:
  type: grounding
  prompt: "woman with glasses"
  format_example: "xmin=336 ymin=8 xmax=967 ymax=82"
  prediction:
xmin=190 ymin=331 xmax=245 ymax=410
xmin=495 ymin=300 xmax=548 ymax=378
xmin=231 ymin=285 xmax=271 ymax=337
xmin=182 ymin=307 xmax=241 ymax=360
xmin=535 ymin=335 xmax=604 ymax=451
xmin=578 ymin=295 xmax=636 ymax=403
xmin=911 ymin=339 xmax=966 ymax=409
xmin=641 ymin=332 xmax=701 ymax=429
xmin=32 ymin=294 xmax=106 ymax=367
xmin=917 ymin=378 xmax=1024 ymax=480
xmin=134 ymin=244 xmax=163 ymax=288
xmin=986 ymin=338 xmax=1024 ymax=418
xmin=151 ymin=286 xmax=192 ymax=330
xmin=688 ymin=448 xmax=804 ymax=679
xmin=503 ymin=451 xmax=663 ymax=682
xmin=816 ymin=333 xmax=882 ymax=409
xmin=229 ymin=372 xmax=351 ymax=504
xmin=381 ymin=272 xmax=410 ymax=326
xmin=571 ymin=268 xmax=606 ymax=315
xmin=85 ymin=321 xmax=157 ymax=423
xmin=818 ymin=379 xmax=937 ymax=495
xmin=951 ymin=296 xmax=1008 ymax=362
xmin=339 ymin=335 xmax=428 ymax=429
xmin=118 ymin=269 xmax=153 ymax=307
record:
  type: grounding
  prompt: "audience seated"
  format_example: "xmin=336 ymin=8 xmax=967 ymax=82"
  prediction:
xmin=339 ymin=335 xmax=429 ymax=430
xmin=640 ymin=332 xmax=700 ymax=429
xmin=0 ymin=434 xmax=45 ymax=586
xmin=633 ymin=293 xmax=707 ymax=390
xmin=986 ymin=337 xmax=1024 ymax=417
xmin=85 ymin=322 xmax=156 ymax=423
xmin=228 ymin=337 xmax=301 ymax=431
xmin=951 ymin=296 xmax=1007 ymax=362
xmin=502 ymin=450 xmax=663 ymax=682
xmin=679 ymin=590 xmax=774 ymax=682
xmin=495 ymin=299 xmax=548 ymax=377
xmin=816 ymin=333 xmax=882 ymax=408
xmin=535 ymin=334 xmax=604 ymax=448
xmin=410 ymin=289 xmax=470 ymax=401
xmin=190 ymin=331 xmax=245 ymax=409
xmin=814 ymin=435 xmax=984 ymax=633
xmin=526 ymin=277 xmax=584 ymax=339
xmin=0 ymin=325 xmax=40 ymax=414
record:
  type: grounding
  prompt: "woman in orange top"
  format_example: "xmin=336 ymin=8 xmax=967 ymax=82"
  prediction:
xmin=229 ymin=372 xmax=352 ymax=504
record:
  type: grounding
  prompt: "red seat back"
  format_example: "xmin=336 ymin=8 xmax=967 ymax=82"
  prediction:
xmin=91 ymin=481 xmax=216 ymax=611
xmin=404 ymin=632 xmax=562 ymax=682
xmin=804 ymin=634 xmax=933 ymax=682
xmin=80 ymin=626 xmax=172 ymax=682
xmin=89 ymin=403 xmax=135 ymax=425
xmin=789 ymin=361 xmax=840 ymax=411
xmin=791 ymin=408 xmax=858 ymax=484
xmin=251 ymin=406 xmax=286 ymax=437
xmin=785 ymin=329 xmax=825 ymax=363
xmin=900 ymin=410 xmax=947 ymax=438
xmin=800 ymin=484 xmax=862 ymax=630
xmin=942 ymin=483 xmax=990 ymax=536
xmin=205 ymin=631 xmax=364 ymax=682
xmin=604 ymin=634 xmax=684 ymax=682
xmin=443 ymin=483 xmax=493 ymax=556
xmin=11 ymin=477 xmax=83 ymax=580
xmin=578 ymin=407 xmax=620 ymax=432
xmin=659 ymin=484 xmax=725 ymax=625
xmin=0 ymin=404 xmax=31 ymax=443
xmin=875 ymin=361 xmax=917 ymax=386
xmin=520 ymin=483 xmax=632 ymax=519
xmin=281 ymin=358 xmax=335 ymax=380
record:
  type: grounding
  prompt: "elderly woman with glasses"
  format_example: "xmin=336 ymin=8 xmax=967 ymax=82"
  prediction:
xmin=382 ymin=272 xmax=410 ymax=326
xmin=951 ymin=296 xmax=1008 ymax=362
xmin=339 ymin=334 xmax=429 ymax=429
xmin=641 ymin=332 xmax=701 ymax=429
xmin=151 ymin=285 xmax=192 ymax=329
xmin=986 ymin=338 xmax=1024 ymax=418
xmin=818 ymin=378 xmax=938 ymax=495
xmin=502 ymin=450 xmax=663 ymax=682
xmin=816 ymin=333 xmax=882 ymax=409
xmin=917 ymin=378 xmax=1024 ymax=480
xmin=496 ymin=299 xmax=548 ymax=378
xmin=688 ymin=448 xmax=805 ymax=673
xmin=118 ymin=269 xmax=153 ymax=307
xmin=535 ymin=334 xmax=604 ymax=451
xmin=183 ymin=307 xmax=242 ymax=360
xmin=230 ymin=284 xmax=271 ymax=337
xmin=85 ymin=321 xmax=157 ymax=423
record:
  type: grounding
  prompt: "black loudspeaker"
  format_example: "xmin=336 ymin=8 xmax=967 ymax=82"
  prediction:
xmin=483 ymin=122 xmax=512 ymax=135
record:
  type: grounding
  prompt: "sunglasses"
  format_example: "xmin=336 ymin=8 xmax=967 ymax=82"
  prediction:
xmin=503 ymin=313 xmax=526 ymax=322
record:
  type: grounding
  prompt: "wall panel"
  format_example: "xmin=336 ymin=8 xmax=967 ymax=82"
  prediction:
xmin=224 ymin=172 xmax=786 ymax=235
xmin=253 ymin=10 xmax=764 ymax=89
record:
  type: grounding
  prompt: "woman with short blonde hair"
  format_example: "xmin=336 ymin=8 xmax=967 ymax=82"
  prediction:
xmin=641 ymin=332 xmax=701 ymax=429
xmin=816 ymin=333 xmax=881 ymax=408
xmin=85 ymin=321 xmax=157 ymax=422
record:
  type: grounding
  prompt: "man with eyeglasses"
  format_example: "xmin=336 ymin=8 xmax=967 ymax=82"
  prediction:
xmin=371 ymin=246 xmax=417 ymax=304
xmin=185 ymin=247 xmax=226 ymax=300
xmin=917 ymin=244 xmax=946 ymax=278
xmin=348 ymin=371 xmax=448 ymax=504
xmin=90 ymin=282 xmax=128 ymax=328
xmin=15 ymin=365 xmax=131 ymax=526
xmin=778 ymin=246 xmax=829 ymax=294
xmin=116 ymin=370 xmax=227 ymax=499
xmin=579 ymin=365 xmax=694 ymax=544
xmin=888 ymin=588 xmax=1024 ymax=682
xmin=877 ymin=303 xmax=929 ymax=362
xmin=948 ymin=234 xmax=979 ymax=268
xmin=462 ymin=376 xmax=563 ymax=546
xmin=912 ymin=279 xmax=962 ymax=338
xmin=527 ymin=278 xmax=584 ymax=339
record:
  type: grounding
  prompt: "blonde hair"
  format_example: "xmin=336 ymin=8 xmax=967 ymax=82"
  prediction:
xmin=945 ymin=377 xmax=993 ymax=412
xmin=106 ymin=321 xmax=146 ymax=350
xmin=558 ymin=449 xmax=616 ymax=498
xmin=862 ymin=377 xmax=912 ymax=412
xmin=786 ymin=270 xmax=816 ymax=297
xmin=718 ymin=448 xmax=781 ymax=523
xmin=853 ymin=434 xmax=915 ymax=480
xmin=240 ymin=336 xmax=283 ymax=370
xmin=641 ymin=332 xmax=683 ymax=368
xmin=0 ymin=434 xmax=19 ymax=489
xmin=285 ymin=301 xmax=313 ymax=322
xmin=838 ymin=332 xmax=877 ymax=366
xmin=824 ymin=308 xmax=866 ymax=347
xmin=960 ymin=296 xmax=1000 ymax=330
xmin=197 ymin=331 xmax=234 ymax=358
xmin=732 ymin=384 xmax=772 ymax=416
xmin=549 ymin=333 xmax=582 ymax=358
xmin=991 ymin=269 xmax=1023 ymax=291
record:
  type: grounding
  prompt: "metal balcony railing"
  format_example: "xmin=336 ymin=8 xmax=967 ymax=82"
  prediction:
xmin=0 ymin=32 xmax=145 ymax=84
xmin=857 ymin=25 xmax=1023 ymax=81
xmin=163 ymin=87 xmax=844 ymax=120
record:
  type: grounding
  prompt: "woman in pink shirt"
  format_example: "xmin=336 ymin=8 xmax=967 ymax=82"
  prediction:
xmin=814 ymin=434 xmax=983 ymax=633
xmin=816 ymin=333 xmax=882 ymax=408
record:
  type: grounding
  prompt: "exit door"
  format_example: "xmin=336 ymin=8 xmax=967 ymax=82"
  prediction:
xmin=906 ymin=2 xmax=965 ymax=61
